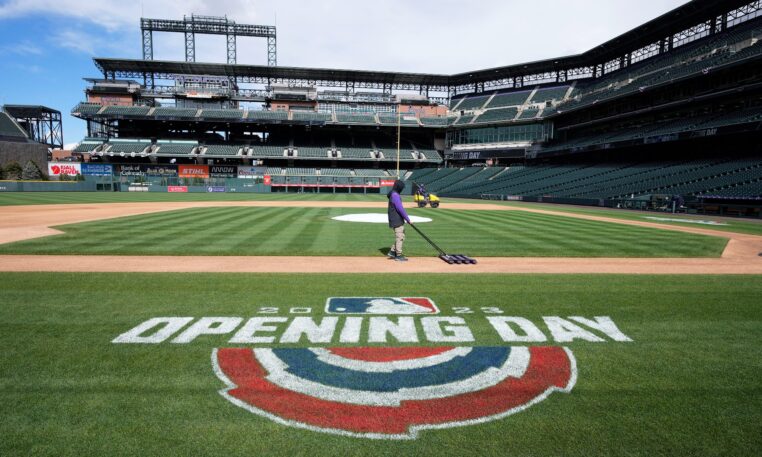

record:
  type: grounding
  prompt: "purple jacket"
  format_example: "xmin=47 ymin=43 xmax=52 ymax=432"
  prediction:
xmin=388 ymin=191 xmax=411 ymax=228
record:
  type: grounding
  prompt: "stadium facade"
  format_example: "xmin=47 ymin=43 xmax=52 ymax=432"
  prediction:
xmin=68 ymin=0 xmax=762 ymax=215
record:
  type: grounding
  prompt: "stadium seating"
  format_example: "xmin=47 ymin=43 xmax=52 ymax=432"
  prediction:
xmin=415 ymin=159 xmax=762 ymax=200
xmin=286 ymin=168 xmax=317 ymax=176
xmin=72 ymin=103 xmax=103 ymax=116
xmin=155 ymin=142 xmax=197 ymax=155
xmin=203 ymin=145 xmax=241 ymax=156
xmin=486 ymin=91 xmax=531 ymax=109
xmin=528 ymin=86 xmax=569 ymax=103
xmin=247 ymin=110 xmax=289 ymax=121
xmin=354 ymin=169 xmax=390 ymax=177
xmin=295 ymin=146 xmax=331 ymax=158
xmin=105 ymin=140 xmax=151 ymax=154
xmin=0 ymin=112 xmax=28 ymax=138
xmin=201 ymin=109 xmax=245 ymax=120
xmin=73 ymin=139 xmax=104 ymax=153
xmin=335 ymin=113 xmax=377 ymax=124
xmin=291 ymin=111 xmax=332 ymax=122
xmin=452 ymin=95 xmax=491 ymax=111
xmin=319 ymin=168 xmax=352 ymax=176
xmin=378 ymin=113 xmax=419 ymax=126
xmin=518 ymin=108 xmax=540 ymax=120
xmin=473 ymin=107 xmax=519 ymax=124
xmin=153 ymin=107 xmax=198 ymax=118
xmin=454 ymin=114 xmax=476 ymax=125
xmin=337 ymin=147 xmax=375 ymax=160
xmin=101 ymin=105 xmax=151 ymax=116
xmin=248 ymin=145 xmax=287 ymax=157
xmin=420 ymin=117 xmax=449 ymax=126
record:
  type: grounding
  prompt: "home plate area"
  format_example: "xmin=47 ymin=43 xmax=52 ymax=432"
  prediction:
xmin=212 ymin=345 xmax=575 ymax=440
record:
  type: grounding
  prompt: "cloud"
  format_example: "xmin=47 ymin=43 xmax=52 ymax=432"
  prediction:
xmin=0 ymin=0 xmax=692 ymax=73
xmin=0 ymin=41 xmax=43 ymax=56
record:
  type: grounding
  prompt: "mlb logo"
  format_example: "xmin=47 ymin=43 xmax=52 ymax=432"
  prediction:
xmin=325 ymin=297 xmax=439 ymax=315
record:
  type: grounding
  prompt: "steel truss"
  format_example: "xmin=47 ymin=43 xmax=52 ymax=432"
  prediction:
xmin=140 ymin=15 xmax=277 ymax=66
xmin=4 ymin=106 xmax=63 ymax=149
xmin=111 ymin=1 xmax=762 ymax=103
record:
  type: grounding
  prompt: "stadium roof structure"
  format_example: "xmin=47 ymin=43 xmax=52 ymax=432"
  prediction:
xmin=94 ymin=0 xmax=757 ymax=93
xmin=2 ymin=105 xmax=63 ymax=149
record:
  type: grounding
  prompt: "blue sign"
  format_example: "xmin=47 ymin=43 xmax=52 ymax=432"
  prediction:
xmin=207 ymin=186 xmax=226 ymax=193
xmin=81 ymin=163 xmax=113 ymax=177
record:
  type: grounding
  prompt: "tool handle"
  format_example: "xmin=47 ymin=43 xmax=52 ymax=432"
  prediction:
xmin=409 ymin=223 xmax=447 ymax=256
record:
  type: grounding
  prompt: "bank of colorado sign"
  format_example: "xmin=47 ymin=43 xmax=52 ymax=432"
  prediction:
xmin=112 ymin=297 xmax=632 ymax=440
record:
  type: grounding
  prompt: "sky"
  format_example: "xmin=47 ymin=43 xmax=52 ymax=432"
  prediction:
xmin=0 ymin=0 xmax=690 ymax=147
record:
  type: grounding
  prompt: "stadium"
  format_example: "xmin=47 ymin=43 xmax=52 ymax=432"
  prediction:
xmin=1 ymin=0 xmax=761 ymax=456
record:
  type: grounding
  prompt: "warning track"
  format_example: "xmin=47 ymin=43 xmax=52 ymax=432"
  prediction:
xmin=0 ymin=201 xmax=761 ymax=274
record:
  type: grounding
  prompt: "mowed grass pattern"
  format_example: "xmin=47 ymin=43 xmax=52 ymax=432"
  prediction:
xmin=0 ymin=207 xmax=728 ymax=257
xmin=1 ymin=273 xmax=761 ymax=457
xmin=0 ymin=191 xmax=388 ymax=206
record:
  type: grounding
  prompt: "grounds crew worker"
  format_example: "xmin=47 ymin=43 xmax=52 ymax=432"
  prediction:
xmin=387 ymin=179 xmax=413 ymax=262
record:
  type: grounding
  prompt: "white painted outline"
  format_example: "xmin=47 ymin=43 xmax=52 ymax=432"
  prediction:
xmin=211 ymin=346 xmax=577 ymax=440
xmin=324 ymin=297 xmax=440 ymax=315
xmin=308 ymin=347 xmax=473 ymax=372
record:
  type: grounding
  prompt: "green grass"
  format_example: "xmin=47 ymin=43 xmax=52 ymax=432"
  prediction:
xmin=0 ymin=207 xmax=728 ymax=257
xmin=0 ymin=191 xmax=389 ymax=206
xmin=461 ymin=199 xmax=762 ymax=236
xmin=1 ymin=273 xmax=760 ymax=456
xmin=3 ymin=191 xmax=760 ymax=236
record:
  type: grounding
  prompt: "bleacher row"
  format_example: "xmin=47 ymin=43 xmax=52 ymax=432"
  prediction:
xmin=74 ymin=139 xmax=441 ymax=163
xmin=555 ymin=22 xmax=762 ymax=114
xmin=406 ymin=159 xmax=762 ymax=200
xmin=264 ymin=168 xmax=392 ymax=177
xmin=542 ymin=106 xmax=762 ymax=153
xmin=0 ymin=112 xmax=29 ymax=139
xmin=71 ymin=103 xmax=450 ymax=128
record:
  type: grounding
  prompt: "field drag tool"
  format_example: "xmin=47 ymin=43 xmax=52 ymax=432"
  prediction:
xmin=409 ymin=224 xmax=477 ymax=265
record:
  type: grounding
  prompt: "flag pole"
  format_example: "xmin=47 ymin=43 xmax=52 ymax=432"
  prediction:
xmin=396 ymin=108 xmax=401 ymax=178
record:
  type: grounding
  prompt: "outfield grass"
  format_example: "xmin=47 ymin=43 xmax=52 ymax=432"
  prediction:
xmin=0 ymin=191 xmax=388 ymax=206
xmin=463 ymin=199 xmax=762 ymax=236
xmin=1 ymin=273 xmax=760 ymax=456
xmin=3 ymin=191 xmax=761 ymax=236
xmin=0 ymin=207 xmax=727 ymax=257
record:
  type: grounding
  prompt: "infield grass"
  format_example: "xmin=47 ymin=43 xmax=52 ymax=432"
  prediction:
xmin=3 ymin=191 xmax=760 ymax=236
xmin=1 ymin=273 xmax=760 ymax=457
xmin=0 ymin=206 xmax=728 ymax=257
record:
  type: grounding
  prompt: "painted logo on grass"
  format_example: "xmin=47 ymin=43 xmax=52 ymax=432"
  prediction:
xmin=326 ymin=297 xmax=439 ymax=315
xmin=113 ymin=300 xmax=633 ymax=440
xmin=212 ymin=345 xmax=575 ymax=439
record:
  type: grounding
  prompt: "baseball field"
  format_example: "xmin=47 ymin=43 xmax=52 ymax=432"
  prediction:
xmin=1 ymin=193 xmax=761 ymax=457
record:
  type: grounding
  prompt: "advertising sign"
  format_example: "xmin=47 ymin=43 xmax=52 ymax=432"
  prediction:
xmin=210 ymin=165 xmax=237 ymax=177
xmin=168 ymin=186 xmax=188 ymax=193
xmin=263 ymin=175 xmax=272 ymax=186
xmin=178 ymin=165 xmax=209 ymax=178
xmin=237 ymin=166 xmax=266 ymax=179
xmin=48 ymin=162 xmax=81 ymax=177
xmin=81 ymin=163 xmax=113 ymax=177
xmin=119 ymin=164 xmax=144 ymax=176
xmin=144 ymin=165 xmax=178 ymax=177
xmin=380 ymin=179 xmax=396 ymax=187
xmin=207 ymin=186 xmax=226 ymax=193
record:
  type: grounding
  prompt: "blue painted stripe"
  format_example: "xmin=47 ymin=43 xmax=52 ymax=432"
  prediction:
xmin=270 ymin=347 xmax=510 ymax=392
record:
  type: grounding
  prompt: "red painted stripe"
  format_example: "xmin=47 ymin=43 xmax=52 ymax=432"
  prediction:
xmin=326 ymin=346 xmax=454 ymax=362
xmin=215 ymin=346 xmax=571 ymax=436
xmin=402 ymin=298 xmax=436 ymax=312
